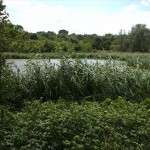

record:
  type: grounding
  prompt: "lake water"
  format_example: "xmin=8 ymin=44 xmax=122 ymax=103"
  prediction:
xmin=6 ymin=59 xmax=106 ymax=73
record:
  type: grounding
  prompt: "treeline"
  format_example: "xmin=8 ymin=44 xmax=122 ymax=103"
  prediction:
xmin=0 ymin=0 xmax=150 ymax=53
xmin=3 ymin=23 xmax=150 ymax=53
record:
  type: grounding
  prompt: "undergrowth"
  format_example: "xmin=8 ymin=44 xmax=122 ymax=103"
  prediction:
xmin=0 ymin=99 xmax=150 ymax=150
xmin=1 ymin=57 xmax=150 ymax=110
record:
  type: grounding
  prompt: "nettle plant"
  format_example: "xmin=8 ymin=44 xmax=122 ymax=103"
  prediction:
xmin=1 ymin=99 xmax=150 ymax=149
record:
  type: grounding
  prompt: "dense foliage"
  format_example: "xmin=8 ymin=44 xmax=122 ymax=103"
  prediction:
xmin=1 ymin=58 xmax=150 ymax=149
xmin=0 ymin=0 xmax=9 ymax=67
xmin=1 ymin=57 xmax=150 ymax=110
xmin=1 ymin=99 xmax=150 ymax=150
xmin=1 ymin=1 xmax=150 ymax=149
xmin=2 ymin=22 xmax=150 ymax=53
xmin=0 ymin=0 xmax=9 ymax=51
xmin=1 ymin=0 xmax=150 ymax=54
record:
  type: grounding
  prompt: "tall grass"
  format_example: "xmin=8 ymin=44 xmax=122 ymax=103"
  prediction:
xmin=126 ymin=55 xmax=150 ymax=70
xmin=1 ymin=57 xmax=150 ymax=109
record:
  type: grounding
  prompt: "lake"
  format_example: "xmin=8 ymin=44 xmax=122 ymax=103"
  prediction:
xmin=6 ymin=59 xmax=106 ymax=73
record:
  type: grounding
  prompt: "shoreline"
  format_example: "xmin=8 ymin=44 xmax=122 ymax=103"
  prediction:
xmin=2 ymin=51 xmax=150 ymax=60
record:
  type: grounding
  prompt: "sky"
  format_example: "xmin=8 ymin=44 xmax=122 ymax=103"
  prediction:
xmin=3 ymin=0 xmax=150 ymax=35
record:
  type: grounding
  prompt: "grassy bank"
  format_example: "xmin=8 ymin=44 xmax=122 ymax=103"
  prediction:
xmin=3 ymin=52 xmax=59 ymax=59
xmin=3 ymin=51 xmax=150 ymax=60
xmin=1 ymin=57 xmax=150 ymax=110
xmin=3 ymin=51 xmax=150 ymax=70
xmin=1 ymin=99 xmax=150 ymax=150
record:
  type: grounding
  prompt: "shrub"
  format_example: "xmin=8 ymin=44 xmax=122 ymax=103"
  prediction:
xmin=0 ymin=99 xmax=150 ymax=149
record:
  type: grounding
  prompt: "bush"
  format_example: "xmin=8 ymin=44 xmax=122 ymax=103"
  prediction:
xmin=0 ymin=99 xmax=150 ymax=149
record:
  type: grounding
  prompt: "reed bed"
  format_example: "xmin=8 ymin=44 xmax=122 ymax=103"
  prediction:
xmin=1 ymin=57 xmax=150 ymax=110
xmin=126 ymin=55 xmax=150 ymax=70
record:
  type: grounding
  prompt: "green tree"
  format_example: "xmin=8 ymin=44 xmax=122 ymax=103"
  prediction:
xmin=92 ymin=36 xmax=103 ymax=50
xmin=58 ymin=29 xmax=69 ymax=35
xmin=0 ymin=0 xmax=9 ymax=66
xmin=43 ymin=40 xmax=55 ymax=52
xmin=113 ymin=30 xmax=130 ymax=51
xmin=7 ymin=24 xmax=28 ymax=52
xmin=129 ymin=24 xmax=150 ymax=52
xmin=30 ymin=33 xmax=38 ymax=40
xmin=69 ymin=33 xmax=78 ymax=44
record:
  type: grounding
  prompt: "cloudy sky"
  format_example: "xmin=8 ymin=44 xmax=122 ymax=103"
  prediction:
xmin=3 ymin=0 xmax=150 ymax=35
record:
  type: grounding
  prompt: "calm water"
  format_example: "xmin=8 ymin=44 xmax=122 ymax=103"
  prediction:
xmin=6 ymin=59 xmax=59 ymax=69
xmin=6 ymin=59 xmax=106 ymax=73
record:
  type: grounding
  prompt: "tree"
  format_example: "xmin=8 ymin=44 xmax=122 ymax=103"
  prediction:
xmin=30 ymin=33 xmax=38 ymax=40
xmin=6 ymin=23 xmax=29 ymax=52
xmin=58 ymin=29 xmax=69 ymax=35
xmin=43 ymin=40 xmax=55 ymax=52
xmin=129 ymin=24 xmax=150 ymax=52
xmin=116 ymin=29 xmax=129 ymax=51
xmin=0 ymin=0 xmax=9 ymax=66
xmin=69 ymin=34 xmax=78 ymax=44
xmin=92 ymin=36 xmax=103 ymax=50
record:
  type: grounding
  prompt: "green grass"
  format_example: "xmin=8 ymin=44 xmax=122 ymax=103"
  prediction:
xmin=1 ymin=99 xmax=150 ymax=150
xmin=3 ymin=52 xmax=59 ymax=59
xmin=3 ymin=51 xmax=150 ymax=70
xmin=3 ymin=51 xmax=150 ymax=59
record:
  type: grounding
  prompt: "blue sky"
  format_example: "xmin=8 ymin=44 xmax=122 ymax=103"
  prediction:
xmin=4 ymin=0 xmax=150 ymax=35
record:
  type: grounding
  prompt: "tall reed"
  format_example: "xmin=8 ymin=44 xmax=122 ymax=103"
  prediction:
xmin=1 ymin=57 xmax=150 ymax=109
xmin=126 ymin=55 xmax=150 ymax=70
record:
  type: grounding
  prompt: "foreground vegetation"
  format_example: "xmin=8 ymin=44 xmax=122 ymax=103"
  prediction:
xmin=1 ymin=55 xmax=149 ymax=149
xmin=1 ymin=99 xmax=150 ymax=150
xmin=1 ymin=52 xmax=150 ymax=150
xmin=1 ymin=57 xmax=150 ymax=110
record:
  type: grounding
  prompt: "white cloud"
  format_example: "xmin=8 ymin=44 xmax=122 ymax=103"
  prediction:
xmin=122 ymin=4 xmax=138 ymax=13
xmin=3 ymin=0 xmax=150 ymax=35
xmin=141 ymin=0 xmax=150 ymax=7
xmin=4 ymin=0 xmax=72 ymax=32
xmin=114 ymin=4 xmax=150 ymax=33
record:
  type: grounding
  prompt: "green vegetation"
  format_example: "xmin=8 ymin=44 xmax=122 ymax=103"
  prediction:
xmin=1 ymin=1 xmax=150 ymax=149
xmin=1 ymin=58 xmax=150 ymax=110
xmin=1 ymin=56 xmax=149 ymax=149
xmin=2 ymin=23 xmax=150 ymax=53
xmin=3 ymin=51 xmax=150 ymax=59
xmin=3 ymin=51 xmax=150 ymax=70
xmin=1 ymin=0 xmax=150 ymax=54
xmin=0 ymin=0 xmax=9 ymax=67
xmin=1 ymin=1 xmax=150 ymax=55
xmin=1 ymin=99 xmax=150 ymax=150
